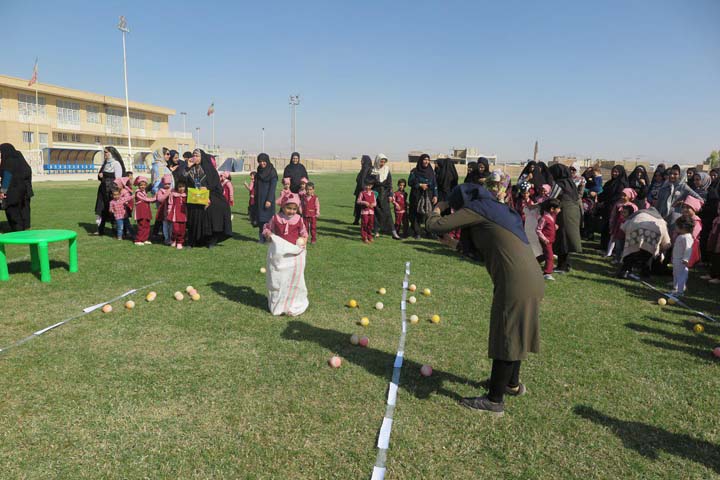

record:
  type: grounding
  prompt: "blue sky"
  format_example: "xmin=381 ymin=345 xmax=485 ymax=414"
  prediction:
xmin=1 ymin=0 xmax=719 ymax=163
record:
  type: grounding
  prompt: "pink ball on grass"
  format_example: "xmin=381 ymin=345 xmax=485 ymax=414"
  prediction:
xmin=420 ymin=365 xmax=433 ymax=377
xmin=329 ymin=356 xmax=342 ymax=368
xmin=359 ymin=336 xmax=369 ymax=348
xmin=713 ymin=347 xmax=720 ymax=358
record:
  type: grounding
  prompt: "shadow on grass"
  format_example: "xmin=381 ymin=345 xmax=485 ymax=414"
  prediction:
xmin=209 ymin=281 xmax=267 ymax=311
xmin=229 ymin=232 xmax=259 ymax=243
xmin=77 ymin=222 xmax=99 ymax=234
xmin=8 ymin=260 xmax=70 ymax=280
xmin=316 ymin=224 xmax=356 ymax=240
xmin=317 ymin=217 xmax=351 ymax=226
xmin=625 ymin=322 xmax=717 ymax=361
xmin=574 ymin=405 xmax=720 ymax=474
xmin=281 ymin=320 xmax=483 ymax=402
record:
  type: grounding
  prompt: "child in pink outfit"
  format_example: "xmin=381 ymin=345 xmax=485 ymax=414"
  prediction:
xmin=301 ymin=182 xmax=320 ymax=244
xmin=263 ymin=193 xmax=308 ymax=245
xmin=357 ymin=181 xmax=377 ymax=243
xmin=133 ymin=175 xmax=156 ymax=245
xmin=167 ymin=180 xmax=188 ymax=249
xmin=277 ymin=177 xmax=293 ymax=207
xmin=155 ymin=174 xmax=173 ymax=244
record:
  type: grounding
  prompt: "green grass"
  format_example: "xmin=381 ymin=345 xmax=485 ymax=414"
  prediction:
xmin=1 ymin=174 xmax=719 ymax=479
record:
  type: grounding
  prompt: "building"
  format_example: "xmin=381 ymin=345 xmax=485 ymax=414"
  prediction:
xmin=408 ymin=148 xmax=497 ymax=165
xmin=0 ymin=74 xmax=194 ymax=173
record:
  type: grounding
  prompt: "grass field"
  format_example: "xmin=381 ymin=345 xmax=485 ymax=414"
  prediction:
xmin=1 ymin=173 xmax=719 ymax=479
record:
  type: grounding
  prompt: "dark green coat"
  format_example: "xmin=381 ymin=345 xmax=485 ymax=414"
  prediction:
xmin=555 ymin=199 xmax=583 ymax=255
xmin=426 ymin=208 xmax=543 ymax=361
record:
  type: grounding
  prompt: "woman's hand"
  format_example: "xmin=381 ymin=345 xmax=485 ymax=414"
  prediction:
xmin=432 ymin=196 xmax=438 ymax=205
xmin=420 ymin=184 xmax=428 ymax=190
xmin=200 ymin=187 xmax=207 ymax=190
xmin=98 ymin=172 xmax=103 ymax=179
xmin=265 ymin=201 xmax=271 ymax=208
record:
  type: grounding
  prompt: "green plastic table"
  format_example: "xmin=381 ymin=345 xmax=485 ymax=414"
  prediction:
xmin=0 ymin=229 xmax=78 ymax=283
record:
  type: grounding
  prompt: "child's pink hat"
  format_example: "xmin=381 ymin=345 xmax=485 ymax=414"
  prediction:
xmin=282 ymin=177 xmax=291 ymax=186
xmin=541 ymin=184 xmax=551 ymax=195
xmin=300 ymin=177 xmax=309 ymax=183
xmin=114 ymin=177 xmax=128 ymax=189
xmin=161 ymin=174 xmax=173 ymax=185
xmin=133 ymin=175 xmax=148 ymax=186
xmin=622 ymin=188 xmax=637 ymax=201
xmin=281 ymin=193 xmax=301 ymax=207
xmin=220 ymin=171 xmax=229 ymax=180
xmin=683 ymin=196 xmax=703 ymax=213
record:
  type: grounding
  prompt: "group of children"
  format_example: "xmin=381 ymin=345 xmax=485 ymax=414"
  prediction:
xmin=107 ymin=171 xmax=236 ymax=249
xmin=356 ymin=178 xmax=409 ymax=243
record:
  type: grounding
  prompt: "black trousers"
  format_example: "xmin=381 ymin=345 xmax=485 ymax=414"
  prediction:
xmin=620 ymin=251 xmax=652 ymax=276
xmin=557 ymin=253 xmax=570 ymax=271
xmin=488 ymin=359 xmax=521 ymax=403
xmin=5 ymin=202 xmax=31 ymax=231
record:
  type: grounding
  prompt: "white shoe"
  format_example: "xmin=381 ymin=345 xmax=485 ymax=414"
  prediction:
xmin=709 ymin=278 xmax=720 ymax=285
xmin=700 ymin=274 xmax=712 ymax=280
xmin=544 ymin=274 xmax=555 ymax=281
xmin=134 ymin=242 xmax=144 ymax=246
xmin=144 ymin=241 xmax=152 ymax=245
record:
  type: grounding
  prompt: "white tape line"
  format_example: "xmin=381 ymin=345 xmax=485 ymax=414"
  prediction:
xmin=34 ymin=321 xmax=68 ymax=336
xmin=371 ymin=466 xmax=386 ymax=480
xmin=401 ymin=301 xmax=406 ymax=310
xmin=377 ymin=417 xmax=393 ymax=449
xmin=394 ymin=352 xmax=404 ymax=368
xmin=402 ymin=281 xmax=408 ymax=289
xmin=387 ymin=382 xmax=398 ymax=406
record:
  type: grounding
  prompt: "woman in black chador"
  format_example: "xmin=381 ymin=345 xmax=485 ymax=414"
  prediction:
xmin=180 ymin=149 xmax=232 ymax=248
xmin=93 ymin=146 xmax=126 ymax=235
xmin=283 ymin=152 xmax=309 ymax=194
xmin=255 ymin=153 xmax=278 ymax=243
xmin=0 ymin=143 xmax=34 ymax=231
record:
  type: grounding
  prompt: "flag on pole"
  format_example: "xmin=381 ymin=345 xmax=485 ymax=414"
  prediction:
xmin=207 ymin=102 xmax=215 ymax=116
xmin=28 ymin=58 xmax=38 ymax=86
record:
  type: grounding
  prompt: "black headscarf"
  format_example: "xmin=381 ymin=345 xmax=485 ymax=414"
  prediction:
xmin=435 ymin=158 xmax=458 ymax=195
xmin=414 ymin=154 xmax=436 ymax=182
xmin=477 ymin=157 xmax=490 ymax=179
xmin=355 ymin=155 xmax=374 ymax=196
xmin=0 ymin=143 xmax=31 ymax=177
xmin=531 ymin=161 xmax=554 ymax=191
xmin=599 ymin=165 xmax=629 ymax=204
xmin=104 ymin=146 xmax=127 ymax=177
xmin=518 ymin=161 xmax=536 ymax=182
xmin=256 ymin=153 xmax=278 ymax=183
xmin=549 ymin=163 xmax=579 ymax=201
xmin=628 ymin=165 xmax=649 ymax=198
xmin=197 ymin=149 xmax=223 ymax=196
xmin=464 ymin=161 xmax=478 ymax=183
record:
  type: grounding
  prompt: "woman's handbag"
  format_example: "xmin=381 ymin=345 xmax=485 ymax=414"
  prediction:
xmin=187 ymin=187 xmax=210 ymax=206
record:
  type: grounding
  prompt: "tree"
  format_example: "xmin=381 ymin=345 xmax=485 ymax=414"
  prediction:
xmin=707 ymin=150 xmax=720 ymax=169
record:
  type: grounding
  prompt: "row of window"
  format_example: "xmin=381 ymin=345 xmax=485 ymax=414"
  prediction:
xmin=22 ymin=131 xmax=154 ymax=149
xmin=13 ymin=94 xmax=163 ymax=128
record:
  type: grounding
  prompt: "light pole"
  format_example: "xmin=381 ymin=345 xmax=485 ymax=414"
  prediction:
xmin=196 ymin=127 xmax=200 ymax=147
xmin=262 ymin=127 xmax=265 ymax=152
xmin=289 ymin=94 xmax=300 ymax=153
xmin=180 ymin=111 xmax=187 ymax=138
xmin=117 ymin=16 xmax=133 ymax=165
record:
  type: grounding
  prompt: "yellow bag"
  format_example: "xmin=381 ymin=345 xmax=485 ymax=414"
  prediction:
xmin=187 ymin=187 xmax=210 ymax=205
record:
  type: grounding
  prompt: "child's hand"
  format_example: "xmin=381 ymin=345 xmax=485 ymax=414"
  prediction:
xmin=263 ymin=231 xmax=272 ymax=240
xmin=682 ymin=259 xmax=689 ymax=266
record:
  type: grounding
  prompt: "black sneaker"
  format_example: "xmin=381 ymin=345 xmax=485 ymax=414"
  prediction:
xmin=460 ymin=396 xmax=504 ymax=416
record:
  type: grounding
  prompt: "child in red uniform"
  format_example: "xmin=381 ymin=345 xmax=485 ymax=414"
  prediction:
xmin=536 ymin=198 xmax=561 ymax=280
xmin=221 ymin=172 xmax=234 ymax=220
xmin=167 ymin=180 xmax=188 ymax=249
xmin=244 ymin=171 xmax=257 ymax=226
xmin=514 ymin=181 xmax=535 ymax=225
xmin=155 ymin=174 xmax=173 ymax=245
xmin=392 ymin=179 xmax=408 ymax=237
xmin=357 ymin=181 xmax=377 ymax=243
xmin=263 ymin=193 xmax=308 ymax=245
xmin=133 ymin=176 xmax=156 ymax=245
xmin=277 ymin=177 xmax=293 ymax=207
xmin=302 ymin=182 xmax=320 ymax=244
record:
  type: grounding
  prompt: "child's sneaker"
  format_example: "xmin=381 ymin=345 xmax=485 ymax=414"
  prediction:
xmin=116 ymin=237 xmax=123 ymax=240
xmin=543 ymin=274 xmax=555 ymax=281
xmin=459 ymin=396 xmax=504 ymax=416
xmin=170 ymin=242 xmax=176 ymax=247
xmin=176 ymin=244 xmax=183 ymax=250
xmin=134 ymin=242 xmax=143 ymax=246
xmin=143 ymin=241 xmax=152 ymax=245
xmin=700 ymin=274 xmax=712 ymax=280
xmin=709 ymin=278 xmax=720 ymax=284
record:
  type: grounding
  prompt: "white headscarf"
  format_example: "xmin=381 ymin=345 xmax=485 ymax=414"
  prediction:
xmin=373 ymin=154 xmax=390 ymax=183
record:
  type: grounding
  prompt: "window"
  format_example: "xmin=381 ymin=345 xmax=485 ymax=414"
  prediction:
xmin=39 ymin=133 xmax=48 ymax=147
xmin=94 ymin=136 xmax=101 ymax=143
xmin=23 ymin=131 xmax=34 ymax=143
xmin=71 ymin=134 xmax=81 ymax=142
xmin=130 ymin=111 xmax=145 ymax=129
xmin=86 ymin=105 xmax=101 ymax=124
xmin=152 ymin=116 xmax=162 ymax=131
xmin=18 ymin=94 xmax=46 ymax=121
xmin=56 ymin=100 xmax=80 ymax=125
xmin=106 ymin=108 xmax=124 ymax=134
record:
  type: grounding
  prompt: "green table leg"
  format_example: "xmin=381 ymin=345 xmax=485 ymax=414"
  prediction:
xmin=0 ymin=244 xmax=8 ymax=281
xmin=30 ymin=244 xmax=40 ymax=272
xmin=68 ymin=236 xmax=78 ymax=273
xmin=37 ymin=241 xmax=51 ymax=283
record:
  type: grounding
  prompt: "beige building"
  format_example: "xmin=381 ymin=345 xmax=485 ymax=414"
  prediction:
xmin=0 ymin=74 xmax=194 ymax=173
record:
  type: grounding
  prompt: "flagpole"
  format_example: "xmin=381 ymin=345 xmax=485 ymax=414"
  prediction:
xmin=35 ymin=83 xmax=40 ymax=157
xmin=212 ymin=113 xmax=215 ymax=152
xmin=118 ymin=17 xmax=132 ymax=166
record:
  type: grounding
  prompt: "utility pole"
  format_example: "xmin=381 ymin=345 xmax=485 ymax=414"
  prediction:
xmin=180 ymin=111 xmax=187 ymax=138
xmin=289 ymin=94 xmax=300 ymax=153
xmin=533 ymin=140 xmax=538 ymax=162
xmin=118 ymin=16 xmax=133 ymax=165
xmin=262 ymin=127 xmax=265 ymax=152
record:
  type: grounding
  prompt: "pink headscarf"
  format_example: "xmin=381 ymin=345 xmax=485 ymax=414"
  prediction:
xmin=281 ymin=193 xmax=301 ymax=208
xmin=161 ymin=174 xmax=173 ymax=185
xmin=282 ymin=177 xmax=291 ymax=186
xmin=114 ymin=177 xmax=129 ymax=189
xmin=275 ymin=193 xmax=302 ymax=235
xmin=133 ymin=175 xmax=149 ymax=186
xmin=622 ymin=188 xmax=637 ymax=201
xmin=683 ymin=196 xmax=703 ymax=214
xmin=541 ymin=184 xmax=552 ymax=196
